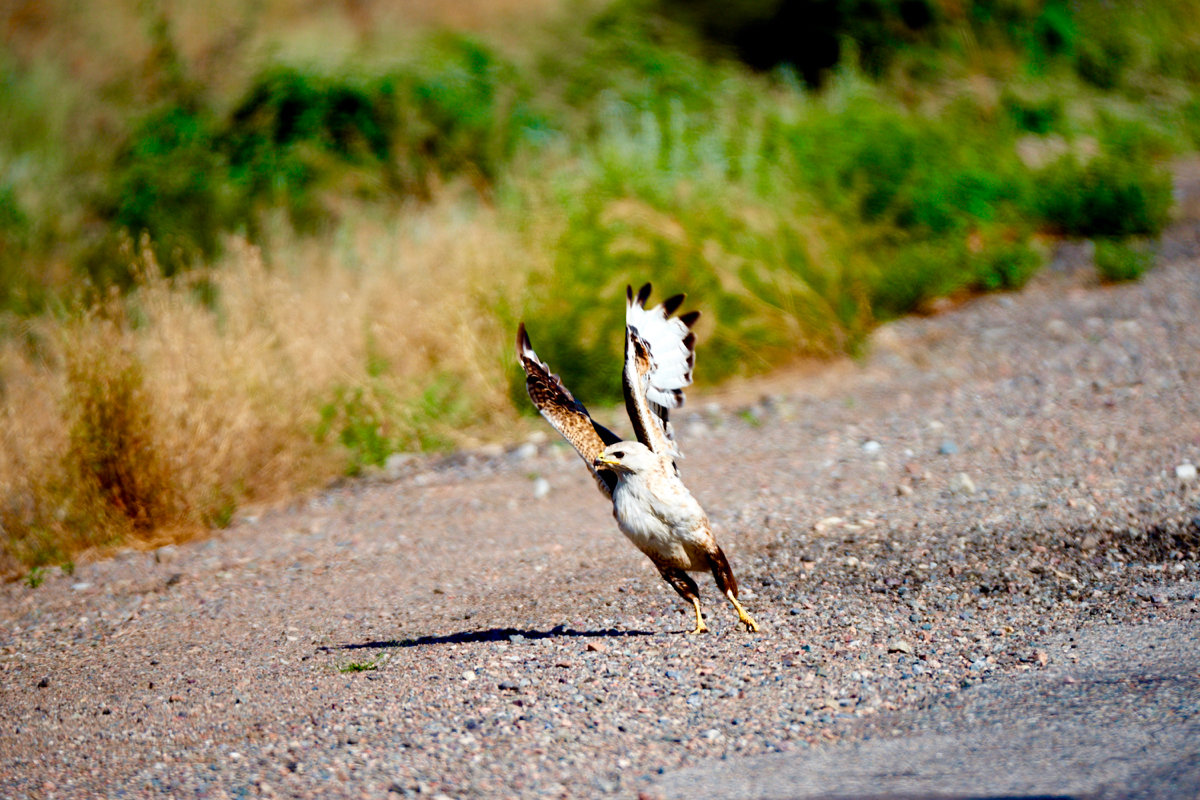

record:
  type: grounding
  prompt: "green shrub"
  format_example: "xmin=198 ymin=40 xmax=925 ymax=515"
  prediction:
xmin=104 ymin=104 xmax=234 ymax=282
xmin=1003 ymin=90 xmax=1064 ymax=135
xmin=1094 ymin=237 xmax=1155 ymax=282
xmin=1034 ymin=153 xmax=1172 ymax=238
xmin=223 ymin=65 xmax=402 ymax=227
xmin=971 ymin=236 xmax=1041 ymax=291
xmin=519 ymin=110 xmax=866 ymax=405
xmin=1074 ymin=32 xmax=1132 ymax=89
xmin=0 ymin=184 xmax=42 ymax=315
xmin=317 ymin=374 xmax=471 ymax=474
xmin=410 ymin=35 xmax=540 ymax=185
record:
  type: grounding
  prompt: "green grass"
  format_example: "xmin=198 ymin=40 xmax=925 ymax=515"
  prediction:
xmin=316 ymin=374 xmax=473 ymax=476
xmin=24 ymin=566 xmax=46 ymax=588
xmin=1094 ymin=238 xmax=1156 ymax=283
xmin=339 ymin=653 xmax=385 ymax=673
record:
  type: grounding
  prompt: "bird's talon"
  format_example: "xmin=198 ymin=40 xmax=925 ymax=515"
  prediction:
xmin=687 ymin=625 xmax=709 ymax=635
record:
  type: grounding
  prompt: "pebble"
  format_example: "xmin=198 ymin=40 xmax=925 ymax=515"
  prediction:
xmin=1175 ymin=463 xmax=1197 ymax=482
xmin=532 ymin=477 xmax=551 ymax=499
xmin=938 ymin=440 xmax=959 ymax=455
xmin=513 ymin=442 xmax=539 ymax=461
xmin=476 ymin=443 xmax=505 ymax=459
xmin=384 ymin=453 xmax=416 ymax=478
xmin=950 ymin=473 xmax=976 ymax=495
xmin=861 ymin=440 xmax=882 ymax=455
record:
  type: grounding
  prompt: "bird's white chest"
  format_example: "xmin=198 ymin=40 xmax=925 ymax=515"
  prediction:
xmin=611 ymin=471 xmax=710 ymax=568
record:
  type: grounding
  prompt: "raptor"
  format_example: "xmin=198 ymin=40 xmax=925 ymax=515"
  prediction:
xmin=516 ymin=284 xmax=759 ymax=634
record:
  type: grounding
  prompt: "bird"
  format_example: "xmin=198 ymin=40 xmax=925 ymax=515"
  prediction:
xmin=516 ymin=283 xmax=760 ymax=634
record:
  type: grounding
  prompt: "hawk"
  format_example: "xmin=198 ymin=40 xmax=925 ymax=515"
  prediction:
xmin=516 ymin=284 xmax=760 ymax=634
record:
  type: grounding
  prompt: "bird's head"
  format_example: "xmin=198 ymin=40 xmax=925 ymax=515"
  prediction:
xmin=593 ymin=441 xmax=657 ymax=475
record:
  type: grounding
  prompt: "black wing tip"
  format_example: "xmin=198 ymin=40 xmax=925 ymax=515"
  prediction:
xmin=679 ymin=310 xmax=700 ymax=328
xmin=661 ymin=293 xmax=685 ymax=316
xmin=636 ymin=283 xmax=653 ymax=308
xmin=516 ymin=321 xmax=532 ymax=357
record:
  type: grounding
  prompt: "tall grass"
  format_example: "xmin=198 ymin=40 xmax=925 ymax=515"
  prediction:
xmin=0 ymin=204 xmax=522 ymax=573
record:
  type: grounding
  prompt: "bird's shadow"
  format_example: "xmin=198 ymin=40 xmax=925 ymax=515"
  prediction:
xmin=321 ymin=625 xmax=657 ymax=652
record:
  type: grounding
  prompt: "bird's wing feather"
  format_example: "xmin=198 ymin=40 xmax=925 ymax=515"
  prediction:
xmin=516 ymin=323 xmax=620 ymax=498
xmin=623 ymin=283 xmax=699 ymax=458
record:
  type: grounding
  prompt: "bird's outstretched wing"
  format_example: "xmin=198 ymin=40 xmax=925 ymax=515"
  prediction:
xmin=623 ymin=283 xmax=699 ymax=459
xmin=516 ymin=323 xmax=622 ymax=498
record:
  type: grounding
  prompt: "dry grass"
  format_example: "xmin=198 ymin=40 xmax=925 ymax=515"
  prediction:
xmin=0 ymin=194 xmax=527 ymax=574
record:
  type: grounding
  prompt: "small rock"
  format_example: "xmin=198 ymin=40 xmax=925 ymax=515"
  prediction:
xmin=37 ymin=676 xmax=49 ymax=688
xmin=1034 ymin=650 xmax=1049 ymax=667
xmin=513 ymin=442 xmax=539 ymax=461
xmin=814 ymin=516 xmax=844 ymax=533
xmin=861 ymin=440 xmax=882 ymax=455
xmin=498 ymin=681 xmax=518 ymax=691
xmin=938 ymin=440 xmax=959 ymax=455
xmin=461 ymin=670 xmax=476 ymax=682
xmin=532 ymin=477 xmax=551 ymax=499
xmin=1176 ymin=463 xmax=1197 ymax=482
xmin=383 ymin=453 xmax=416 ymax=478
xmin=888 ymin=640 xmax=914 ymax=655
xmin=71 ymin=582 xmax=92 ymax=591
xmin=950 ymin=473 xmax=976 ymax=495
xmin=1045 ymin=318 xmax=1071 ymax=339
xmin=585 ymin=642 xmax=607 ymax=653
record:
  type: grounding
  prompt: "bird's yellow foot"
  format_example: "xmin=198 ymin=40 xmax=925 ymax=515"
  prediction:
xmin=727 ymin=593 xmax=761 ymax=633
xmin=688 ymin=598 xmax=708 ymax=635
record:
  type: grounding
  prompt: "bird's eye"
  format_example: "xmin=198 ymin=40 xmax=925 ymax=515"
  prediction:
xmin=613 ymin=450 xmax=624 ymax=458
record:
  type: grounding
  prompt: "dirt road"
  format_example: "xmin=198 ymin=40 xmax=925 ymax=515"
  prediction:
xmin=2 ymin=225 xmax=1199 ymax=798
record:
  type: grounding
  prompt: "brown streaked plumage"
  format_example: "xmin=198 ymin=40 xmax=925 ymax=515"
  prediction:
xmin=517 ymin=284 xmax=760 ymax=634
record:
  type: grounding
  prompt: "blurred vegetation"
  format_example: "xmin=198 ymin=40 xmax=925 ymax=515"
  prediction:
xmin=2 ymin=0 xmax=1199 ymax=570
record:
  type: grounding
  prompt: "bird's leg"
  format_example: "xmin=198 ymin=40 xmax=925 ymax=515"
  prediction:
xmin=658 ymin=566 xmax=708 ymax=634
xmin=725 ymin=590 xmax=760 ymax=633
xmin=688 ymin=597 xmax=708 ymax=636
xmin=709 ymin=546 xmax=761 ymax=633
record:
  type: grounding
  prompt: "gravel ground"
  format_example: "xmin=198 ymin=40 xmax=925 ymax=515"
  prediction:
xmin=654 ymin=614 xmax=1200 ymax=799
xmin=2 ymin=216 xmax=1199 ymax=798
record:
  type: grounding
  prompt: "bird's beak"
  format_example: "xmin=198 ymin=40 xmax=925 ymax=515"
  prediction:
xmin=593 ymin=454 xmax=619 ymax=470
